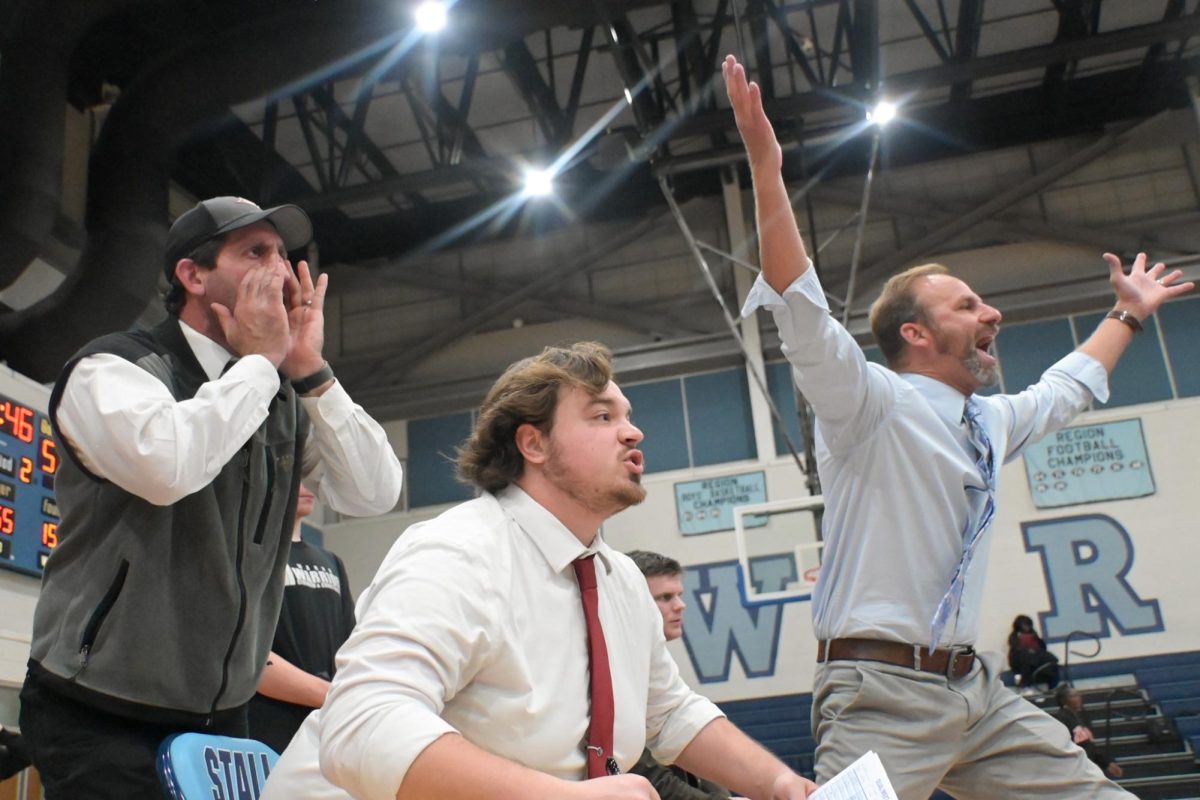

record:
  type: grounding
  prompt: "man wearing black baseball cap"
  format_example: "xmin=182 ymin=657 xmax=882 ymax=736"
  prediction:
xmin=20 ymin=196 xmax=404 ymax=799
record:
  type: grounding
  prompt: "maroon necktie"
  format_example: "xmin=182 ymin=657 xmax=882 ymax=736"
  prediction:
xmin=573 ymin=555 xmax=615 ymax=779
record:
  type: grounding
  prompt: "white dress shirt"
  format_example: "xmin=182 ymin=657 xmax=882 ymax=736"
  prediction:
xmin=263 ymin=485 xmax=723 ymax=800
xmin=742 ymin=266 xmax=1109 ymax=647
xmin=55 ymin=319 xmax=402 ymax=515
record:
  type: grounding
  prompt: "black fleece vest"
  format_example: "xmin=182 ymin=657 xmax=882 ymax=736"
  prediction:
xmin=29 ymin=318 xmax=308 ymax=726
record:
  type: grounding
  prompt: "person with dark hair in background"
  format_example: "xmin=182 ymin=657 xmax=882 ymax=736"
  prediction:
xmin=1054 ymin=686 xmax=1124 ymax=779
xmin=627 ymin=550 xmax=733 ymax=800
xmin=249 ymin=485 xmax=357 ymax=754
xmin=723 ymin=51 xmax=1190 ymax=798
xmin=263 ymin=342 xmax=817 ymax=800
xmin=1007 ymin=615 xmax=1059 ymax=690
xmin=20 ymin=197 xmax=403 ymax=799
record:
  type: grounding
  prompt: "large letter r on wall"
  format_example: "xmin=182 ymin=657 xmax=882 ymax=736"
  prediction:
xmin=1021 ymin=514 xmax=1162 ymax=642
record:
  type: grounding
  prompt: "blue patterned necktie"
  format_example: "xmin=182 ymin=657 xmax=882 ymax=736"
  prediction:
xmin=929 ymin=397 xmax=997 ymax=652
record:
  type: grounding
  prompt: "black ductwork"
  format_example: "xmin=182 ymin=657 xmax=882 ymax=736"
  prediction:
xmin=0 ymin=3 xmax=406 ymax=380
xmin=0 ymin=0 xmax=143 ymax=288
xmin=0 ymin=0 xmax=667 ymax=382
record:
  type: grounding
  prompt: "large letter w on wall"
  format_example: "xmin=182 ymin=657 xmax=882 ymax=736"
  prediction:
xmin=1022 ymin=514 xmax=1162 ymax=642
xmin=681 ymin=557 xmax=796 ymax=684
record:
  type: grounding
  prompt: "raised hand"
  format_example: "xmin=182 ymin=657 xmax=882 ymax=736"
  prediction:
xmin=1103 ymin=251 xmax=1195 ymax=320
xmin=721 ymin=53 xmax=811 ymax=291
xmin=211 ymin=263 xmax=291 ymax=366
xmin=723 ymin=54 xmax=782 ymax=175
xmin=279 ymin=259 xmax=330 ymax=380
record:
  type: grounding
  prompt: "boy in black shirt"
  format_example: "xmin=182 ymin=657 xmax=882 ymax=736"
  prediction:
xmin=249 ymin=486 xmax=356 ymax=753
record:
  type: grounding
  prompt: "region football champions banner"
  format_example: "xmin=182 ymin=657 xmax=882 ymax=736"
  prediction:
xmin=1022 ymin=418 xmax=1154 ymax=508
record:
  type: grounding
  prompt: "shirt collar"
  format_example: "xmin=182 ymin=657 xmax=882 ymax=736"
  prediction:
xmin=178 ymin=319 xmax=235 ymax=381
xmin=496 ymin=484 xmax=614 ymax=575
xmin=900 ymin=372 xmax=969 ymax=427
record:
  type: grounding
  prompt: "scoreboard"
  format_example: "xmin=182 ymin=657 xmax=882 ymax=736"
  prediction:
xmin=0 ymin=393 xmax=59 ymax=577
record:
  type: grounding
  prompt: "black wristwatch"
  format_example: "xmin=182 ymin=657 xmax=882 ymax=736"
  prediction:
xmin=291 ymin=362 xmax=335 ymax=394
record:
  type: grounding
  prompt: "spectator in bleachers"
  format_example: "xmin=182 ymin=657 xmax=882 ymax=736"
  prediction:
xmin=1054 ymin=686 xmax=1124 ymax=779
xmin=1007 ymin=614 xmax=1059 ymax=690
xmin=627 ymin=549 xmax=732 ymax=800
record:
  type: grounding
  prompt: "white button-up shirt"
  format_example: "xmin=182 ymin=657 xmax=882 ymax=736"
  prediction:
xmin=743 ymin=267 xmax=1109 ymax=647
xmin=263 ymin=485 xmax=723 ymax=800
xmin=56 ymin=319 xmax=402 ymax=514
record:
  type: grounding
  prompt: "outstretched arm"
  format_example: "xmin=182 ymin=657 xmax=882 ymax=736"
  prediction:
xmin=1078 ymin=252 xmax=1194 ymax=372
xmin=723 ymin=55 xmax=810 ymax=294
xmin=674 ymin=718 xmax=817 ymax=799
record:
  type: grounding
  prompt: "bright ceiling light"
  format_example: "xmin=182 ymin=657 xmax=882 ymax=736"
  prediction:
xmin=867 ymin=99 xmax=897 ymax=126
xmin=522 ymin=167 xmax=555 ymax=198
xmin=414 ymin=1 xmax=448 ymax=33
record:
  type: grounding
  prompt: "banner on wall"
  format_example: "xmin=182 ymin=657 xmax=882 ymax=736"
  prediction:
xmin=1022 ymin=418 xmax=1155 ymax=508
xmin=674 ymin=471 xmax=767 ymax=535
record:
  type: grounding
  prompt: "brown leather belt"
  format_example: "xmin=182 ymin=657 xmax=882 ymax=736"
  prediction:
xmin=817 ymin=638 xmax=976 ymax=680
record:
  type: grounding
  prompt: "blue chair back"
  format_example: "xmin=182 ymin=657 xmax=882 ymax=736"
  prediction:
xmin=158 ymin=732 xmax=279 ymax=800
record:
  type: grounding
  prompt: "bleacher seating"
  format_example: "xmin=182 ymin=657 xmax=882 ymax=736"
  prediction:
xmin=718 ymin=649 xmax=1200 ymax=799
xmin=718 ymin=694 xmax=815 ymax=778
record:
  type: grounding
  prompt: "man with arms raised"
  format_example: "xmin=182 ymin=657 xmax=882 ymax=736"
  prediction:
xmin=264 ymin=342 xmax=817 ymax=800
xmin=724 ymin=53 xmax=1190 ymax=799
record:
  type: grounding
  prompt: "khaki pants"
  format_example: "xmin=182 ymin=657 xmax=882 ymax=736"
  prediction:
xmin=811 ymin=651 xmax=1133 ymax=800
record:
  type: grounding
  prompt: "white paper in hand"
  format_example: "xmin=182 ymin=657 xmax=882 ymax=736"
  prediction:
xmin=810 ymin=751 xmax=896 ymax=800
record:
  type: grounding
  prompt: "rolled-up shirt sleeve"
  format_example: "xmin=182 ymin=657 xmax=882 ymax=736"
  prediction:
xmin=1000 ymin=350 xmax=1109 ymax=461
xmin=741 ymin=264 xmax=893 ymax=452
xmin=317 ymin=535 xmax=493 ymax=799
xmin=299 ymin=381 xmax=403 ymax=517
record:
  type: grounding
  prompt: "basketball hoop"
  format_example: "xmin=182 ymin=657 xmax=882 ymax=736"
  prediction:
xmin=732 ymin=495 xmax=824 ymax=606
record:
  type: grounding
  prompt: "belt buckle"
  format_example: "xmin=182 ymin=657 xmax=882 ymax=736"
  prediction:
xmin=945 ymin=645 xmax=974 ymax=679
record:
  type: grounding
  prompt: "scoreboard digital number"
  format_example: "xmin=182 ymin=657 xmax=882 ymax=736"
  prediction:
xmin=0 ymin=393 xmax=59 ymax=577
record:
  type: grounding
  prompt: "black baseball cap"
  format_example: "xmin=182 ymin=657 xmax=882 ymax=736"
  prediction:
xmin=163 ymin=196 xmax=313 ymax=280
